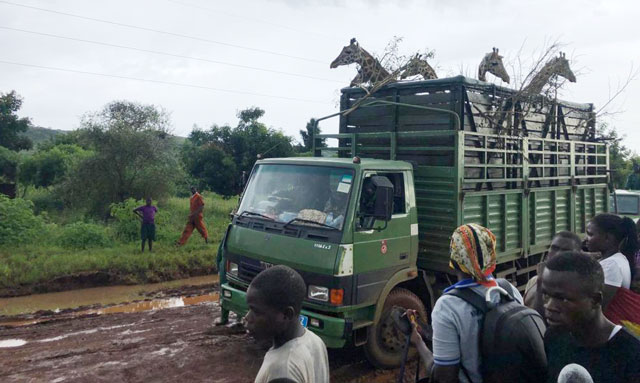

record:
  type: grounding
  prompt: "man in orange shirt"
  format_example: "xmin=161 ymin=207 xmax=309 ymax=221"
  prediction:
xmin=177 ymin=186 xmax=209 ymax=245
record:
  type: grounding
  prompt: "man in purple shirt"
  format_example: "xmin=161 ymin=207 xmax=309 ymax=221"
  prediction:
xmin=134 ymin=197 xmax=158 ymax=252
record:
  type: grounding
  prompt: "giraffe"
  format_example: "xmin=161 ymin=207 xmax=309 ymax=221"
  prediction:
xmin=478 ymin=47 xmax=510 ymax=83
xmin=522 ymin=52 xmax=576 ymax=95
xmin=330 ymin=38 xmax=393 ymax=87
xmin=400 ymin=53 xmax=438 ymax=80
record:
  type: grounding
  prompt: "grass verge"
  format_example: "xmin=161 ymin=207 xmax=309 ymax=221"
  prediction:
xmin=0 ymin=192 xmax=236 ymax=296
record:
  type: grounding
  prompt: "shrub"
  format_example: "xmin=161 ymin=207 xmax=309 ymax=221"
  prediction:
xmin=0 ymin=194 xmax=44 ymax=245
xmin=56 ymin=222 xmax=113 ymax=249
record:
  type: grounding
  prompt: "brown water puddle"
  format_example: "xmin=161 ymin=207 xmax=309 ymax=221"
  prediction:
xmin=0 ymin=292 xmax=220 ymax=328
xmin=0 ymin=274 xmax=219 ymax=318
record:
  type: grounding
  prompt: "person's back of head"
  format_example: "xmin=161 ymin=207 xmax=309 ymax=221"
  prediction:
xmin=590 ymin=213 xmax=638 ymax=263
xmin=449 ymin=223 xmax=497 ymax=286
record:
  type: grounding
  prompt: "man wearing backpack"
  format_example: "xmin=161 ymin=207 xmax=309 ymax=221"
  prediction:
xmin=411 ymin=224 xmax=547 ymax=383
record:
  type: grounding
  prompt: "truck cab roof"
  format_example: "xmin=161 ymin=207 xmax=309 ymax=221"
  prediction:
xmin=256 ymin=157 xmax=413 ymax=171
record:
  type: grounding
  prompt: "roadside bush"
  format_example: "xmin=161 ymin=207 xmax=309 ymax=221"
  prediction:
xmin=0 ymin=194 xmax=44 ymax=245
xmin=56 ymin=222 xmax=113 ymax=249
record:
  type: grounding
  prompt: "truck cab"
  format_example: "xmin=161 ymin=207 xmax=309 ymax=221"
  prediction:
xmin=220 ymin=157 xmax=420 ymax=365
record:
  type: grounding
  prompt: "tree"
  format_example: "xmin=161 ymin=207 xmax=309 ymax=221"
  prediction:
xmin=63 ymin=101 xmax=181 ymax=216
xmin=0 ymin=91 xmax=33 ymax=151
xmin=0 ymin=146 xmax=18 ymax=184
xmin=183 ymin=107 xmax=294 ymax=196
xmin=182 ymin=142 xmax=237 ymax=196
xmin=299 ymin=118 xmax=324 ymax=152
xmin=598 ymin=123 xmax=635 ymax=188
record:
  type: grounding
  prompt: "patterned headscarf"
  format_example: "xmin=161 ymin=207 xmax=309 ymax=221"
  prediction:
xmin=449 ymin=224 xmax=497 ymax=287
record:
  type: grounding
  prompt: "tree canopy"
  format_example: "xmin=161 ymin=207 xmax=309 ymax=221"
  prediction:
xmin=299 ymin=118 xmax=324 ymax=152
xmin=183 ymin=107 xmax=294 ymax=197
xmin=0 ymin=91 xmax=33 ymax=152
xmin=62 ymin=101 xmax=182 ymax=215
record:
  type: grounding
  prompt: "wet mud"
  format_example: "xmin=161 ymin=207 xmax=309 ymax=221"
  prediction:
xmin=0 ymin=283 xmax=415 ymax=382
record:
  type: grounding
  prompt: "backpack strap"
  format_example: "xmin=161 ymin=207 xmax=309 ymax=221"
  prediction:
xmin=496 ymin=279 xmax=516 ymax=302
xmin=446 ymin=286 xmax=488 ymax=314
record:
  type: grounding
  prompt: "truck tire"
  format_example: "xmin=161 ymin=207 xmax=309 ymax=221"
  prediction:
xmin=364 ymin=287 xmax=428 ymax=369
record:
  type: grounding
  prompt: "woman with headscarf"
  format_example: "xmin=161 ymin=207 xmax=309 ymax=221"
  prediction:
xmin=409 ymin=224 xmax=525 ymax=383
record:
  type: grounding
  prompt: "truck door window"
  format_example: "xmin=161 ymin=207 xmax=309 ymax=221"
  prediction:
xmin=358 ymin=172 xmax=406 ymax=229
xmin=379 ymin=172 xmax=406 ymax=215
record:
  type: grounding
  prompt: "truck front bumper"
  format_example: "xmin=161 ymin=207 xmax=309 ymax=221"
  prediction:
xmin=220 ymin=283 xmax=348 ymax=348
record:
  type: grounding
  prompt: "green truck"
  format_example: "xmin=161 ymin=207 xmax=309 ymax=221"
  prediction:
xmin=219 ymin=76 xmax=609 ymax=368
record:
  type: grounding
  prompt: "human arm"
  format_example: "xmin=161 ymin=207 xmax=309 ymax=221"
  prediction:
xmin=600 ymin=258 xmax=625 ymax=309
xmin=430 ymin=299 xmax=463 ymax=383
xmin=133 ymin=206 xmax=143 ymax=220
xmin=406 ymin=310 xmax=434 ymax=372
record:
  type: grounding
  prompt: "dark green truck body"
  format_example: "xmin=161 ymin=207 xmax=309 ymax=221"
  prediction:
xmin=220 ymin=76 xmax=609 ymax=366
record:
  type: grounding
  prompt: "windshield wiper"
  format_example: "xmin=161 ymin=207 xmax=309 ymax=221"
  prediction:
xmin=238 ymin=210 xmax=274 ymax=221
xmin=284 ymin=217 xmax=339 ymax=231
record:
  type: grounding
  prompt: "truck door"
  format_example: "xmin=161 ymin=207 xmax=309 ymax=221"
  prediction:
xmin=352 ymin=171 xmax=412 ymax=304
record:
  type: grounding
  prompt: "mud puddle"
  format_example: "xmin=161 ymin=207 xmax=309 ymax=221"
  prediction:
xmin=0 ymin=274 xmax=218 ymax=317
xmin=0 ymin=275 xmax=219 ymax=327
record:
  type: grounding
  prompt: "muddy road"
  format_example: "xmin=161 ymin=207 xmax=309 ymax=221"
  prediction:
xmin=0 ymin=284 xmax=416 ymax=382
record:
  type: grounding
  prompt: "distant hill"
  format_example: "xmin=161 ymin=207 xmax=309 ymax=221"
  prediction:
xmin=23 ymin=126 xmax=66 ymax=147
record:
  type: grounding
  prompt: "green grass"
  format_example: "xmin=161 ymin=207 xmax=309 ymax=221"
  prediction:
xmin=0 ymin=192 xmax=237 ymax=295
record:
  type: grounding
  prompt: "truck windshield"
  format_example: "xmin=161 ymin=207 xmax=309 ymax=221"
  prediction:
xmin=612 ymin=194 xmax=640 ymax=215
xmin=238 ymin=164 xmax=354 ymax=230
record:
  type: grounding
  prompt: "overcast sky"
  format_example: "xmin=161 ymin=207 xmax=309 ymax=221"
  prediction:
xmin=1 ymin=0 xmax=638 ymax=149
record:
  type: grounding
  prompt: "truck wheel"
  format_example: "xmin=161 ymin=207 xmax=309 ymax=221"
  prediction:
xmin=364 ymin=287 xmax=428 ymax=369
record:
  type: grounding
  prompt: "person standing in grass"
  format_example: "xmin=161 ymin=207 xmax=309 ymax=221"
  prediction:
xmin=177 ymin=186 xmax=209 ymax=246
xmin=133 ymin=197 xmax=158 ymax=252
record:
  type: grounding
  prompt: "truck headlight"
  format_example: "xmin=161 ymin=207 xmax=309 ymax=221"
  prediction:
xmin=308 ymin=285 xmax=329 ymax=302
xmin=226 ymin=261 xmax=238 ymax=276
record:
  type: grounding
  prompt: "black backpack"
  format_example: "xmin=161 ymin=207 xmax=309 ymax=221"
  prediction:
xmin=446 ymin=279 xmax=547 ymax=383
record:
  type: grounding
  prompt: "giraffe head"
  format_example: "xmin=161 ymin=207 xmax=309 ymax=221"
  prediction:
xmin=400 ymin=54 xmax=437 ymax=80
xmin=479 ymin=47 xmax=510 ymax=83
xmin=330 ymin=38 xmax=360 ymax=69
xmin=550 ymin=52 xmax=576 ymax=83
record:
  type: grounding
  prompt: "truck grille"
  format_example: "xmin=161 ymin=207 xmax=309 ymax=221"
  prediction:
xmin=239 ymin=261 xmax=264 ymax=283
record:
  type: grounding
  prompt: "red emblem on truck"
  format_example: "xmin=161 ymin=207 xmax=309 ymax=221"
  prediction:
xmin=381 ymin=240 xmax=388 ymax=254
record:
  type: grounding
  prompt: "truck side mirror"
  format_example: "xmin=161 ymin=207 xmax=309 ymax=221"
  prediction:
xmin=372 ymin=176 xmax=394 ymax=222
xmin=359 ymin=175 xmax=394 ymax=230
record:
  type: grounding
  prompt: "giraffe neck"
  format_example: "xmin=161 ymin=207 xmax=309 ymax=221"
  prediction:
xmin=478 ymin=54 xmax=491 ymax=80
xmin=355 ymin=47 xmax=390 ymax=77
xmin=523 ymin=61 xmax=558 ymax=95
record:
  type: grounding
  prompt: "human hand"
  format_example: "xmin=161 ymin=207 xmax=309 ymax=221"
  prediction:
xmin=404 ymin=309 xmax=423 ymax=346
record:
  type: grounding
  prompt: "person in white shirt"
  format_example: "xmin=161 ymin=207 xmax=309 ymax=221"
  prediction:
xmin=246 ymin=265 xmax=329 ymax=383
xmin=585 ymin=213 xmax=639 ymax=308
